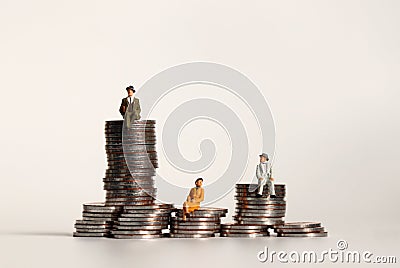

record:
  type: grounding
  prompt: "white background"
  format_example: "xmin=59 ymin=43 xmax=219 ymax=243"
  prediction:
xmin=0 ymin=0 xmax=399 ymax=267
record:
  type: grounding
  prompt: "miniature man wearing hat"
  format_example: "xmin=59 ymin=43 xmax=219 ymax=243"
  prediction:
xmin=255 ymin=153 xmax=277 ymax=198
xmin=119 ymin=86 xmax=141 ymax=124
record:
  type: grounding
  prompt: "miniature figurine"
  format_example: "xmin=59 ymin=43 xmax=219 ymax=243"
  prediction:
xmin=182 ymin=178 xmax=204 ymax=220
xmin=119 ymin=85 xmax=141 ymax=125
xmin=255 ymin=153 xmax=276 ymax=198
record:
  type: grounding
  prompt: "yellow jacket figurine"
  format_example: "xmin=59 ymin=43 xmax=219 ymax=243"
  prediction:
xmin=182 ymin=178 xmax=204 ymax=220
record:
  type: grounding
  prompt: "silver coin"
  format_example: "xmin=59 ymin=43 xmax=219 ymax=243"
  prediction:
xmin=167 ymin=233 xmax=215 ymax=238
xmin=275 ymin=227 xmax=325 ymax=233
xmin=75 ymin=228 xmax=108 ymax=233
xmin=112 ymin=234 xmax=163 ymax=239
xmin=75 ymin=220 xmax=113 ymax=225
xmin=235 ymin=204 xmax=286 ymax=209
xmin=170 ymin=230 xmax=215 ymax=235
xmin=221 ymin=230 xmax=269 ymax=235
xmin=274 ymin=222 xmax=322 ymax=229
xmin=118 ymin=217 xmax=169 ymax=222
xmin=235 ymin=212 xmax=286 ymax=217
xmin=103 ymin=177 xmax=155 ymax=182
xmin=105 ymin=201 xmax=155 ymax=206
xmin=123 ymin=209 xmax=172 ymax=214
xmin=277 ymin=232 xmax=328 ymax=237
xmin=234 ymin=219 xmax=284 ymax=225
xmin=235 ymin=201 xmax=286 ymax=206
xmin=175 ymin=212 xmax=225 ymax=218
xmin=82 ymin=216 xmax=116 ymax=221
xmin=114 ymin=225 xmax=164 ymax=230
xmin=111 ymin=230 xmax=161 ymax=235
xmin=82 ymin=204 xmax=121 ymax=212
xmin=74 ymin=224 xmax=110 ymax=229
xmin=117 ymin=221 xmax=168 ymax=226
xmin=221 ymin=224 xmax=269 ymax=230
xmin=73 ymin=232 xmax=108 ymax=237
xmin=170 ymin=221 xmax=219 ymax=226
xmin=233 ymin=214 xmax=284 ymax=219
xmin=119 ymin=213 xmax=170 ymax=218
xmin=172 ymin=216 xmax=220 ymax=222
xmin=82 ymin=212 xmax=117 ymax=218
xmin=123 ymin=203 xmax=174 ymax=210
xmin=170 ymin=225 xmax=218 ymax=231
xmin=220 ymin=233 xmax=268 ymax=238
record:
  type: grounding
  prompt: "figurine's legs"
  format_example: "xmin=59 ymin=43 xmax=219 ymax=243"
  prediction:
xmin=266 ymin=179 xmax=276 ymax=196
xmin=257 ymin=178 xmax=267 ymax=195
xmin=182 ymin=202 xmax=188 ymax=220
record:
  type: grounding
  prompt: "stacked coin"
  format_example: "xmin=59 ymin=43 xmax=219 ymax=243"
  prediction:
xmin=274 ymin=222 xmax=328 ymax=237
xmin=233 ymin=183 xmax=286 ymax=226
xmin=220 ymin=223 xmax=270 ymax=237
xmin=111 ymin=203 xmax=174 ymax=239
xmin=104 ymin=120 xmax=158 ymax=206
xmin=168 ymin=208 xmax=228 ymax=238
xmin=73 ymin=202 xmax=122 ymax=237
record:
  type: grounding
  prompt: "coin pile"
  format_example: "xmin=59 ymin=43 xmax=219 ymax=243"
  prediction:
xmin=274 ymin=222 xmax=328 ymax=237
xmin=168 ymin=208 xmax=228 ymax=238
xmin=73 ymin=202 xmax=122 ymax=237
xmin=110 ymin=203 xmax=174 ymax=239
xmin=232 ymin=183 xmax=286 ymax=227
xmin=220 ymin=223 xmax=270 ymax=237
xmin=104 ymin=120 xmax=158 ymax=206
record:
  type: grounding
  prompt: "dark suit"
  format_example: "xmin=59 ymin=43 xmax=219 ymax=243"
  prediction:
xmin=119 ymin=96 xmax=141 ymax=120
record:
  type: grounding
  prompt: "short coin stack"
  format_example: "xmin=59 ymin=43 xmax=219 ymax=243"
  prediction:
xmin=104 ymin=120 xmax=158 ymax=206
xmin=232 ymin=183 xmax=286 ymax=227
xmin=73 ymin=202 xmax=122 ymax=237
xmin=168 ymin=208 xmax=227 ymax=238
xmin=274 ymin=222 xmax=328 ymax=237
xmin=220 ymin=223 xmax=270 ymax=237
xmin=111 ymin=203 xmax=174 ymax=239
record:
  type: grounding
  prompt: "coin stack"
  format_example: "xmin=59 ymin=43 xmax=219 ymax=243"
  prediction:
xmin=104 ymin=120 xmax=158 ymax=206
xmin=220 ymin=223 xmax=270 ymax=237
xmin=274 ymin=222 xmax=328 ymax=237
xmin=168 ymin=208 xmax=228 ymax=238
xmin=111 ymin=203 xmax=175 ymax=239
xmin=73 ymin=202 xmax=122 ymax=237
xmin=232 ymin=183 xmax=286 ymax=227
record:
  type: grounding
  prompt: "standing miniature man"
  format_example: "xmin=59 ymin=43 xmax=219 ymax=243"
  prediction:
xmin=119 ymin=85 xmax=141 ymax=124
xmin=255 ymin=153 xmax=277 ymax=198
xmin=182 ymin=178 xmax=205 ymax=220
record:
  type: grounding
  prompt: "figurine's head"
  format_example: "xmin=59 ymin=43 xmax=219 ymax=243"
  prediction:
xmin=126 ymin=85 xmax=135 ymax=96
xmin=195 ymin=178 xmax=203 ymax=187
xmin=259 ymin=153 xmax=269 ymax=163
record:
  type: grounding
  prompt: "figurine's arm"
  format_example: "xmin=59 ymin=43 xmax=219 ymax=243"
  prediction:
xmin=119 ymin=99 xmax=126 ymax=116
xmin=256 ymin=164 xmax=262 ymax=179
xmin=197 ymin=188 xmax=204 ymax=203
xmin=135 ymin=98 xmax=141 ymax=119
xmin=266 ymin=162 xmax=271 ymax=178
xmin=186 ymin=188 xmax=195 ymax=202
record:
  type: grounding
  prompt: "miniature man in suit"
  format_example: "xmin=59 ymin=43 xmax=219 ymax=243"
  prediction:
xmin=255 ymin=153 xmax=277 ymax=198
xmin=182 ymin=178 xmax=205 ymax=220
xmin=119 ymin=85 xmax=141 ymax=123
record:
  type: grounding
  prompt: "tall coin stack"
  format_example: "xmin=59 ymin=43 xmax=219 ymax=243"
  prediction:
xmin=168 ymin=208 xmax=228 ymax=238
xmin=230 ymin=183 xmax=286 ymax=230
xmin=104 ymin=120 xmax=158 ymax=207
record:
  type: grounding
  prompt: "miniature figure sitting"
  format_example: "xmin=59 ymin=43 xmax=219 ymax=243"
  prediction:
xmin=182 ymin=178 xmax=204 ymax=220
